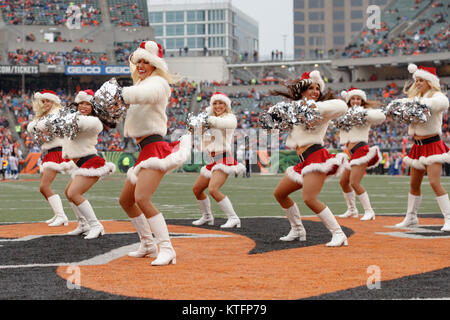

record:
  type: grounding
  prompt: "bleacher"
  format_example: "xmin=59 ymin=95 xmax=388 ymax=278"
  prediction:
xmin=108 ymin=0 xmax=149 ymax=27
xmin=340 ymin=0 xmax=448 ymax=59
xmin=1 ymin=0 xmax=102 ymax=26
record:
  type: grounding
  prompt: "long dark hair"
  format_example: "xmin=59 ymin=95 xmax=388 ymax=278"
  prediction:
xmin=271 ymin=79 xmax=335 ymax=101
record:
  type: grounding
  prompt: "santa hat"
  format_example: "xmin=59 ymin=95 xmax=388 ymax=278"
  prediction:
xmin=408 ymin=64 xmax=440 ymax=87
xmin=340 ymin=88 xmax=367 ymax=103
xmin=34 ymin=89 xmax=61 ymax=105
xmin=75 ymin=89 xmax=95 ymax=104
xmin=299 ymin=70 xmax=325 ymax=91
xmin=207 ymin=92 xmax=232 ymax=115
xmin=129 ymin=41 xmax=168 ymax=73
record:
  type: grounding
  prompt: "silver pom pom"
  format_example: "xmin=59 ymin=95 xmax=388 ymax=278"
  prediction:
xmin=259 ymin=98 xmax=322 ymax=131
xmin=92 ymin=78 xmax=127 ymax=128
xmin=43 ymin=108 xmax=80 ymax=140
xmin=385 ymin=98 xmax=430 ymax=124
xmin=333 ymin=105 xmax=368 ymax=132
xmin=187 ymin=111 xmax=209 ymax=129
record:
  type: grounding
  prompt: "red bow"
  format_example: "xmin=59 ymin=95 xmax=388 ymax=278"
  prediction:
xmin=300 ymin=72 xmax=310 ymax=80
xmin=84 ymin=89 xmax=95 ymax=96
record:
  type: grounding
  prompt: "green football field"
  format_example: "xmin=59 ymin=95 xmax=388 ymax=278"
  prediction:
xmin=0 ymin=173 xmax=449 ymax=224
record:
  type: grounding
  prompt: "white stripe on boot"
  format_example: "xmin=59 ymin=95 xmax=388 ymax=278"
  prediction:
xmin=395 ymin=193 xmax=421 ymax=228
xmin=66 ymin=202 xmax=91 ymax=235
xmin=317 ymin=207 xmax=348 ymax=247
xmin=218 ymin=196 xmax=241 ymax=228
xmin=436 ymin=194 xmax=450 ymax=232
xmin=339 ymin=191 xmax=359 ymax=218
xmin=77 ymin=200 xmax=104 ymax=239
xmin=147 ymin=213 xmax=176 ymax=266
xmin=47 ymin=194 xmax=68 ymax=227
xmin=129 ymin=214 xmax=158 ymax=258
xmin=280 ymin=203 xmax=306 ymax=241
xmin=193 ymin=197 xmax=214 ymax=226
xmin=359 ymin=192 xmax=376 ymax=221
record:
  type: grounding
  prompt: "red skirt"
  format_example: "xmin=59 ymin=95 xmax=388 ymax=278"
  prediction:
xmin=71 ymin=155 xmax=116 ymax=179
xmin=286 ymin=148 xmax=347 ymax=185
xmin=127 ymin=134 xmax=192 ymax=184
xmin=40 ymin=150 xmax=74 ymax=173
xmin=200 ymin=155 xmax=245 ymax=178
xmin=347 ymin=145 xmax=381 ymax=170
xmin=404 ymin=140 xmax=450 ymax=170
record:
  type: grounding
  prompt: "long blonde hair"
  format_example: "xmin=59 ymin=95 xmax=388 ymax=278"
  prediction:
xmin=129 ymin=58 xmax=182 ymax=85
xmin=32 ymin=98 xmax=62 ymax=119
xmin=403 ymin=78 xmax=442 ymax=98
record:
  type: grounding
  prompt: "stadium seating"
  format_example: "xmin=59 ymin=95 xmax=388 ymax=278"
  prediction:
xmin=340 ymin=0 xmax=449 ymax=58
xmin=108 ymin=0 xmax=149 ymax=27
xmin=1 ymin=0 xmax=102 ymax=26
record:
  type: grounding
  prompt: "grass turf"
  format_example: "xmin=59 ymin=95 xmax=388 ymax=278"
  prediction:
xmin=0 ymin=173 xmax=448 ymax=224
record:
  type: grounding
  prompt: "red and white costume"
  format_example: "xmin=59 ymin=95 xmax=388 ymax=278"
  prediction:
xmin=122 ymin=57 xmax=191 ymax=185
xmin=402 ymin=65 xmax=450 ymax=170
xmin=284 ymin=92 xmax=348 ymax=185
xmin=200 ymin=92 xmax=245 ymax=178
xmin=339 ymin=88 xmax=386 ymax=170
xmin=27 ymin=90 xmax=74 ymax=173
xmin=278 ymin=71 xmax=349 ymax=247
xmin=395 ymin=64 xmax=450 ymax=232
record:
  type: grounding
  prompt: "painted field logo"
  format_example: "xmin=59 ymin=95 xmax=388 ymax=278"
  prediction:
xmin=0 ymin=217 xmax=449 ymax=300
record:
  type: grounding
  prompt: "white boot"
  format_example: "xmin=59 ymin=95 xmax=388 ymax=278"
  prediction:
xmin=339 ymin=191 xmax=359 ymax=218
xmin=395 ymin=193 xmax=421 ymax=228
xmin=128 ymin=214 xmax=158 ymax=258
xmin=147 ymin=213 xmax=176 ymax=266
xmin=218 ymin=196 xmax=241 ymax=228
xmin=192 ymin=197 xmax=214 ymax=226
xmin=66 ymin=202 xmax=91 ymax=235
xmin=47 ymin=194 xmax=69 ymax=227
xmin=77 ymin=200 xmax=104 ymax=239
xmin=359 ymin=192 xmax=376 ymax=221
xmin=280 ymin=203 xmax=306 ymax=241
xmin=436 ymin=194 xmax=450 ymax=232
xmin=318 ymin=207 xmax=348 ymax=247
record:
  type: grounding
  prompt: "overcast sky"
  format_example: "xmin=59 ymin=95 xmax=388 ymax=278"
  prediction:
xmin=147 ymin=0 xmax=294 ymax=59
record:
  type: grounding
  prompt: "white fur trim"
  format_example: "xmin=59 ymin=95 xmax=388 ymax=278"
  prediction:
xmin=75 ymin=91 xmax=94 ymax=104
xmin=345 ymin=89 xmax=367 ymax=103
xmin=349 ymin=146 xmax=381 ymax=170
xmin=210 ymin=94 xmax=232 ymax=112
xmin=34 ymin=92 xmax=61 ymax=104
xmin=285 ymin=153 xmax=347 ymax=185
xmin=340 ymin=91 xmax=348 ymax=102
xmin=413 ymin=69 xmax=440 ymax=87
xmin=309 ymin=70 xmax=325 ymax=91
xmin=130 ymin=47 xmax=168 ymax=73
xmin=40 ymin=160 xmax=76 ymax=174
xmin=127 ymin=134 xmax=192 ymax=184
xmin=71 ymin=162 xmax=116 ymax=179
xmin=404 ymin=151 xmax=450 ymax=170
xmin=200 ymin=163 xmax=246 ymax=179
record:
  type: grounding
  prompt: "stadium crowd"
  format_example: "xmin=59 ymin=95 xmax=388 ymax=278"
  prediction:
xmin=340 ymin=1 xmax=449 ymax=59
xmin=8 ymin=47 xmax=108 ymax=66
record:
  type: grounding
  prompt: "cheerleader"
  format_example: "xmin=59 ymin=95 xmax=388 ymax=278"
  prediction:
xmin=272 ymin=71 xmax=349 ymax=246
xmin=191 ymin=92 xmax=245 ymax=228
xmin=118 ymin=41 xmax=191 ymax=265
xmin=27 ymin=90 xmax=73 ymax=227
xmin=338 ymin=88 xmax=385 ymax=221
xmin=63 ymin=90 xmax=116 ymax=239
xmin=395 ymin=64 xmax=450 ymax=231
